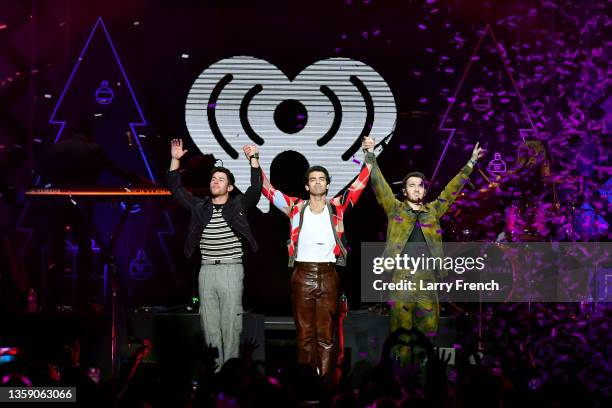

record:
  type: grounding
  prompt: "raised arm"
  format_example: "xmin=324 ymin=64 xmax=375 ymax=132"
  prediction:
xmin=165 ymin=138 xmax=200 ymax=210
xmin=370 ymin=155 xmax=400 ymax=215
xmin=240 ymin=144 xmax=263 ymax=211
xmin=432 ymin=142 xmax=484 ymax=216
xmin=261 ymin=168 xmax=299 ymax=217
xmin=330 ymin=137 xmax=376 ymax=213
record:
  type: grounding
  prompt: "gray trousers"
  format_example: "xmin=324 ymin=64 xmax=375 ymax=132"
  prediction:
xmin=198 ymin=262 xmax=244 ymax=369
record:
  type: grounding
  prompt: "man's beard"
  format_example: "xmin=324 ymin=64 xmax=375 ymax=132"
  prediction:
xmin=406 ymin=195 xmax=423 ymax=204
xmin=211 ymin=188 xmax=228 ymax=197
xmin=309 ymin=187 xmax=327 ymax=197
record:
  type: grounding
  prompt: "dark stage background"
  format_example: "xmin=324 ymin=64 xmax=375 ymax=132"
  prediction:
xmin=0 ymin=0 xmax=609 ymax=315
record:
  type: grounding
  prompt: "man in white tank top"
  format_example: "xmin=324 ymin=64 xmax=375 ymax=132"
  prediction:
xmin=261 ymin=137 xmax=376 ymax=384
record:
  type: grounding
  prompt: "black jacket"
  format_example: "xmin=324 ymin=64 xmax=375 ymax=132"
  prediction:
xmin=166 ymin=166 xmax=262 ymax=258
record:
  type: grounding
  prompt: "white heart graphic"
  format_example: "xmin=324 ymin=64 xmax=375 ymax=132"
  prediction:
xmin=185 ymin=56 xmax=396 ymax=209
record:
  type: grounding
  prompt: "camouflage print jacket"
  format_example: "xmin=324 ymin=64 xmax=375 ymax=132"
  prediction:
xmin=370 ymin=158 xmax=474 ymax=278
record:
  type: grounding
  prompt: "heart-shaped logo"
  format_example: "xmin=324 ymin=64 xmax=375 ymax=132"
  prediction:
xmin=185 ymin=56 xmax=396 ymax=209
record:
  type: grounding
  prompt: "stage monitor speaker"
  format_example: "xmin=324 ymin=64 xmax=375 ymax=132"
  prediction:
xmin=342 ymin=312 xmax=457 ymax=368
xmin=127 ymin=312 xmax=265 ymax=368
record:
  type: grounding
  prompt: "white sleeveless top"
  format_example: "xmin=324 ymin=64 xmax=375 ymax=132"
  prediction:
xmin=295 ymin=205 xmax=337 ymax=262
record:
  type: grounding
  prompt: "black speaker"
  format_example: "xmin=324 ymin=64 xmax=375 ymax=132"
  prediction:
xmin=342 ymin=312 xmax=457 ymax=368
xmin=127 ymin=312 xmax=265 ymax=368
xmin=342 ymin=311 xmax=389 ymax=368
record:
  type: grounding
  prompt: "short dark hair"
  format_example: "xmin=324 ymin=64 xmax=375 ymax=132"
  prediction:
xmin=210 ymin=166 xmax=235 ymax=186
xmin=305 ymin=165 xmax=331 ymax=184
xmin=402 ymin=171 xmax=427 ymax=189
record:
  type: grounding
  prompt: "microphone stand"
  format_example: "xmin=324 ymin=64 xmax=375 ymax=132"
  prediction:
xmin=99 ymin=200 xmax=133 ymax=379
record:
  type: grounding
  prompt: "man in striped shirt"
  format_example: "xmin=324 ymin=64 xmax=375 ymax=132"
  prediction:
xmin=166 ymin=139 xmax=262 ymax=370
xmin=199 ymin=198 xmax=244 ymax=261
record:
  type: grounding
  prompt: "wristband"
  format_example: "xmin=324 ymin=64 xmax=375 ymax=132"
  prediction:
xmin=248 ymin=153 xmax=259 ymax=161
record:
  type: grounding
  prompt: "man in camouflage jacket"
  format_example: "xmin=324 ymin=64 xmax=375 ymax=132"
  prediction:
xmin=370 ymin=142 xmax=484 ymax=362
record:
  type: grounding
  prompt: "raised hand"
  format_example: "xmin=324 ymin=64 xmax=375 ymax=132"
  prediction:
xmin=63 ymin=339 xmax=81 ymax=368
xmin=242 ymin=145 xmax=251 ymax=159
xmin=362 ymin=136 xmax=375 ymax=153
xmin=171 ymin=139 xmax=188 ymax=160
xmin=470 ymin=141 xmax=485 ymax=162
xmin=425 ymin=346 xmax=452 ymax=404
xmin=239 ymin=338 xmax=259 ymax=361
xmin=242 ymin=144 xmax=258 ymax=159
xmin=243 ymin=144 xmax=260 ymax=168
xmin=201 ymin=343 xmax=219 ymax=375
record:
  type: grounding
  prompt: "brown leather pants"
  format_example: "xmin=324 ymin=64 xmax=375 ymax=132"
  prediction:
xmin=291 ymin=261 xmax=339 ymax=381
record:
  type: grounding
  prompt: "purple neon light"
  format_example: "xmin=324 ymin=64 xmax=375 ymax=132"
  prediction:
xmin=18 ymin=17 xmax=159 ymax=257
xmin=157 ymin=211 xmax=179 ymax=287
xmin=432 ymin=24 xmax=536 ymax=181
xmin=48 ymin=16 xmax=155 ymax=182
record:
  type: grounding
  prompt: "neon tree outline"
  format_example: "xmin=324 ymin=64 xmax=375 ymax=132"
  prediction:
xmin=18 ymin=18 xmax=178 ymax=278
xmin=48 ymin=16 xmax=155 ymax=182
xmin=157 ymin=211 xmax=179 ymax=288
xmin=432 ymin=24 xmax=536 ymax=181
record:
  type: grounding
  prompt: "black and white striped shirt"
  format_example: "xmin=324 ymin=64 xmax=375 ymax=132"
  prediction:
xmin=200 ymin=205 xmax=243 ymax=261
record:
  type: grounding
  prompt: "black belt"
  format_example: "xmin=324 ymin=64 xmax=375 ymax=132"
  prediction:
xmin=202 ymin=258 xmax=242 ymax=265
